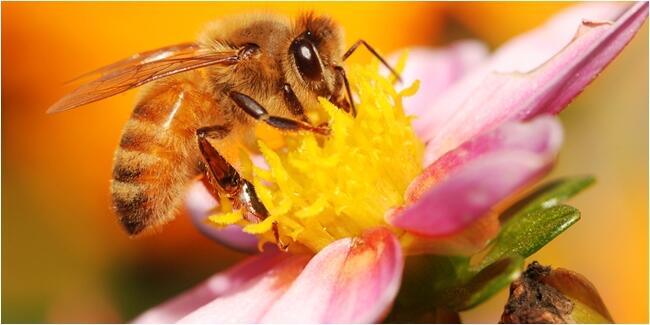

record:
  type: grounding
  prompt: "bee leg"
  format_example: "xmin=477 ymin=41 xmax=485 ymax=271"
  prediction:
xmin=196 ymin=126 xmax=268 ymax=222
xmin=343 ymin=39 xmax=402 ymax=83
xmin=283 ymin=83 xmax=333 ymax=132
xmin=272 ymin=221 xmax=289 ymax=251
xmin=196 ymin=126 xmax=288 ymax=250
xmin=281 ymin=83 xmax=308 ymax=121
xmin=230 ymin=91 xmax=330 ymax=135
xmin=334 ymin=66 xmax=356 ymax=117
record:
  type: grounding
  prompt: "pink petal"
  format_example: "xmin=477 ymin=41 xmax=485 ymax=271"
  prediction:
xmin=261 ymin=228 xmax=404 ymax=323
xmin=389 ymin=116 xmax=563 ymax=237
xmin=392 ymin=152 xmax=551 ymax=237
xmin=133 ymin=249 xmax=301 ymax=323
xmin=389 ymin=40 xmax=489 ymax=137
xmin=177 ymin=252 xmax=311 ymax=323
xmin=185 ymin=181 xmax=258 ymax=253
xmin=419 ymin=2 xmax=647 ymax=163
xmin=408 ymin=115 xmax=563 ymax=204
xmin=521 ymin=1 xmax=649 ymax=118
xmin=401 ymin=211 xmax=500 ymax=256
xmin=490 ymin=2 xmax=631 ymax=74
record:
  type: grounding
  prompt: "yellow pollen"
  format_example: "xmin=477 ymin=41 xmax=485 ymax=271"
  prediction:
xmin=210 ymin=56 xmax=424 ymax=253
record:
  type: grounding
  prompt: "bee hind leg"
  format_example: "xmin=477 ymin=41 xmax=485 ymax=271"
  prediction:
xmin=196 ymin=126 xmax=287 ymax=250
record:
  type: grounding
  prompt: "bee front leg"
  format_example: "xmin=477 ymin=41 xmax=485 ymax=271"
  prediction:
xmin=334 ymin=66 xmax=356 ymax=116
xmin=229 ymin=91 xmax=330 ymax=135
xmin=196 ymin=126 xmax=287 ymax=250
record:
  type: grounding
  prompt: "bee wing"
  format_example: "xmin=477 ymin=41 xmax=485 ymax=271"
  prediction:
xmin=64 ymin=42 xmax=200 ymax=84
xmin=48 ymin=44 xmax=239 ymax=113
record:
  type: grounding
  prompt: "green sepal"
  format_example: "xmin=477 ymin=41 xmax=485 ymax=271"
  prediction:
xmin=384 ymin=255 xmax=468 ymax=322
xmin=472 ymin=176 xmax=594 ymax=271
xmin=474 ymin=204 xmax=580 ymax=271
xmin=387 ymin=256 xmax=525 ymax=313
xmin=499 ymin=175 xmax=594 ymax=222
xmin=443 ymin=256 xmax=525 ymax=311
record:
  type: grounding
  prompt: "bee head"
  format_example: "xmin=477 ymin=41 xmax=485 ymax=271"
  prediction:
xmin=288 ymin=13 xmax=346 ymax=105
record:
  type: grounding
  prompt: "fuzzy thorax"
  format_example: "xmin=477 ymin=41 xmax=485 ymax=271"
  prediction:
xmin=210 ymin=59 xmax=424 ymax=253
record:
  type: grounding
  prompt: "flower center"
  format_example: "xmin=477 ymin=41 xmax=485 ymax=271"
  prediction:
xmin=209 ymin=58 xmax=424 ymax=253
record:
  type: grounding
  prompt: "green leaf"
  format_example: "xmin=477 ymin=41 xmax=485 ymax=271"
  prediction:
xmin=500 ymin=175 xmax=594 ymax=223
xmin=441 ymin=256 xmax=525 ymax=311
xmin=475 ymin=204 xmax=580 ymax=270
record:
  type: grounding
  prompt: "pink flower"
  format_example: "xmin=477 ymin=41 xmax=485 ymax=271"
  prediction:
xmin=134 ymin=2 xmax=647 ymax=323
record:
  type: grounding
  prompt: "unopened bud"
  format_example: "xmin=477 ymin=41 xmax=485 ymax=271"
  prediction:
xmin=500 ymin=261 xmax=613 ymax=324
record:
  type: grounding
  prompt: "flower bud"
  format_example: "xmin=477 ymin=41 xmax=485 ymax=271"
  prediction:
xmin=500 ymin=261 xmax=613 ymax=323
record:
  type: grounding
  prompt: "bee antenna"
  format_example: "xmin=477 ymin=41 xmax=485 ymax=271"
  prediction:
xmin=343 ymin=39 xmax=402 ymax=83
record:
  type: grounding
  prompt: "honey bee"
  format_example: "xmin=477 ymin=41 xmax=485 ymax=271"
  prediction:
xmin=48 ymin=13 xmax=400 ymax=240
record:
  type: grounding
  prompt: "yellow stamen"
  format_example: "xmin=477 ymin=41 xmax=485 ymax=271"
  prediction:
xmin=210 ymin=55 xmax=424 ymax=253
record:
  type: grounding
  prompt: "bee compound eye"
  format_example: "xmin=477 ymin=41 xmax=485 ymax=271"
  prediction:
xmin=290 ymin=38 xmax=323 ymax=82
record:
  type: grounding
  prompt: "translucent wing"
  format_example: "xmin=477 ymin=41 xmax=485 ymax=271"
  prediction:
xmin=48 ymin=43 xmax=239 ymax=113
xmin=64 ymin=42 xmax=200 ymax=84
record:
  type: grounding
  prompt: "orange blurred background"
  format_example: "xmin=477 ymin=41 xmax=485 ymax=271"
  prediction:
xmin=2 ymin=2 xmax=647 ymax=323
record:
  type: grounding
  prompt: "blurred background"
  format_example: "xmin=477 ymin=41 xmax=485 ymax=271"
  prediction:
xmin=2 ymin=2 xmax=647 ymax=323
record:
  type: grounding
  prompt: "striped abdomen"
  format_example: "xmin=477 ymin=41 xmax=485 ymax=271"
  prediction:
xmin=111 ymin=77 xmax=217 ymax=235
